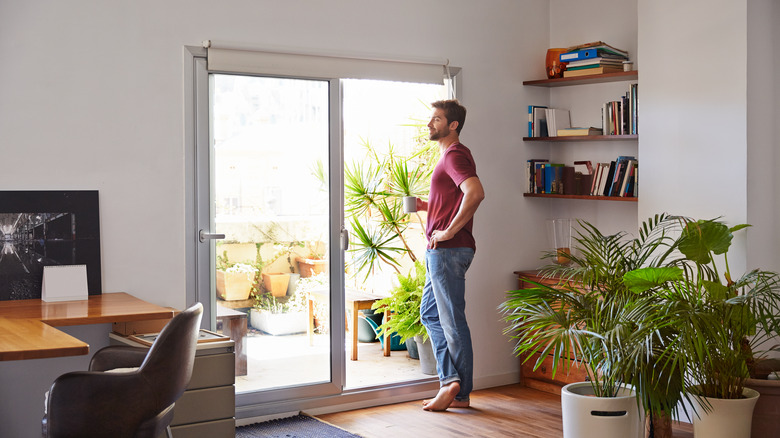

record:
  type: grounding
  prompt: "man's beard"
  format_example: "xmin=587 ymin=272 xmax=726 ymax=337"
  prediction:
xmin=429 ymin=127 xmax=449 ymax=141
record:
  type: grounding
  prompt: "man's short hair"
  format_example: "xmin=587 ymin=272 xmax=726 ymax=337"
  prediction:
xmin=432 ymin=99 xmax=467 ymax=134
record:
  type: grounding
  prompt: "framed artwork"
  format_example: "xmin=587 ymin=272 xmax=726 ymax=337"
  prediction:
xmin=0 ymin=191 xmax=101 ymax=300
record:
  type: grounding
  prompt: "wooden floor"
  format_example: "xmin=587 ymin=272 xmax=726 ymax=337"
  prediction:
xmin=318 ymin=383 xmax=694 ymax=438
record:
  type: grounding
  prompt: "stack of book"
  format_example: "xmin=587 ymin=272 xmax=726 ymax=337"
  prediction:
xmin=526 ymin=106 xmax=571 ymax=138
xmin=560 ymin=41 xmax=629 ymax=78
xmin=602 ymin=83 xmax=639 ymax=135
xmin=526 ymin=159 xmax=590 ymax=196
xmin=589 ymin=156 xmax=638 ymax=197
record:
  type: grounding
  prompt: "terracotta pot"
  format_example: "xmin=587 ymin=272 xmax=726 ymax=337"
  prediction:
xmin=262 ymin=273 xmax=290 ymax=298
xmin=296 ymin=257 xmax=327 ymax=278
xmin=215 ymin=270 xmax=253 ymax=301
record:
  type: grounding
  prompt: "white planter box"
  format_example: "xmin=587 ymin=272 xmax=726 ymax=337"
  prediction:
xmin=249 ymin=309 xmax=308 ymax=336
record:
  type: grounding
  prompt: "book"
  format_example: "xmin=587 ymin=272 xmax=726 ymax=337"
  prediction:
xmin=561 ymin=41 xmax=630 ymax=60
xmin=619 ymin=160 xmax=637 ymax=197
xmin=526 ymin=159 xmax=548 ymax=193
xmin=557 ymin=127 xmax=603 ymax=136
xmin=562 ymin=166 xmax=576 ymax=195
xmin=528 ymin=105 xmax=547 ymax=137
xmin=532 ymin=106 xmax=548 ymax=137
xmin=563 ymin=66 xmax=623 ymax=78
xmin=535 ymin=162 xmax=546 ymax=193
xmin=129 ymin=329 xmax=230 ymax=347
xmin=545 ymin=108 xmax=570 ymax=138
xmin=566 ymin=57 xmax=626 ymax=68
xmin=591 ymin=163 xmax=609 ymax=195
xmin=565 ymin=61 xmax=624 ymax=71
xmin=544 ymin=163 xmax=564 ymax=194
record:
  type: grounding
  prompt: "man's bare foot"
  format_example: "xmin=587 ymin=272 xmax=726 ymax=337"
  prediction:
xmin=421 ymin=397 xmax=470 ymax=408
xmin=422 ymin=382 xmax=463 ymax=411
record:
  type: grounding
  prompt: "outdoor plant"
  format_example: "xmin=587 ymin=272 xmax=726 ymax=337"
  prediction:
xmin=253 ymin=287 xmax=308 ymax=314
xmin=344 ymin=132 xmax=437 ymax=282
xmin=371 ymin=261 xmax=428 ymax=343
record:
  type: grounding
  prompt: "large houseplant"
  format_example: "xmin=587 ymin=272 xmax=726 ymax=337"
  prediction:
xmin=623 ymin=217 xmax=780 ymax=437
xmin=501 ymin=214 xmax=692 ymax=438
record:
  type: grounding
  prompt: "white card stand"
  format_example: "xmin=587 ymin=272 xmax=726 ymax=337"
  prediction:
xmin=42 ymin=265 xmax=89 ymax=302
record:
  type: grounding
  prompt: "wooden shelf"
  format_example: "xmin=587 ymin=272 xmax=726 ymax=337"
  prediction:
xmin=523 ymin=193 xmax=637 ymax=202
xmin=523 ymin=71 xmax=638 ymax=87
xmin=524 ymin=134 xmax=637 ymax=142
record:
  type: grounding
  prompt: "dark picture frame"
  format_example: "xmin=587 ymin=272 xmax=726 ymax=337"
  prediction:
xmin=0 ymin=191 xmax=101 ymax=300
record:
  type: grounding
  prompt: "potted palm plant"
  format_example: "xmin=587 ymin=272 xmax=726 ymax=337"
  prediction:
xmin=503 ymin=214 xmax=710 ymax=438
xmin=623 ymin=217 xmax=780 ymax=438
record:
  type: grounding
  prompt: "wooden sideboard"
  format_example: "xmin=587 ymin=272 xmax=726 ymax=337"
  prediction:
xmin=512 ymin=270 xmax=590 ymax=394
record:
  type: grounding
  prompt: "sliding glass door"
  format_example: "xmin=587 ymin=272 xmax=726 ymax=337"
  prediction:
xmin=187 ymin=46 xmax=455 ymax=414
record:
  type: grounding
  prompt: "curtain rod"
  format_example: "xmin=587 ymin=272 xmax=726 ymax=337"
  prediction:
xmin=202 ymin=40 xmax=450 ymax=69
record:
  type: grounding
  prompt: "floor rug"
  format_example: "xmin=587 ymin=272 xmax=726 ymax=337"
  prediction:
xmin=235 ymin=413 xmax=362 ymax=438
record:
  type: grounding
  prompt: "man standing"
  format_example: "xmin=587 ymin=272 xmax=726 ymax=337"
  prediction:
xmin=417 ymin=99 xmax=484 ymax=411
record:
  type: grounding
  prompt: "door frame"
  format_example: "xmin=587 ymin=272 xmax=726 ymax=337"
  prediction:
xmin=184 ymin=45 xmax=455 ymax=420
xmin=184 ymin=46 xmax=346 ymax=406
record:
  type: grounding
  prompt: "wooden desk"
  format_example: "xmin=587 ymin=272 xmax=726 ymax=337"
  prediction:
xmin=307 ymin=288 xmax=390 ymax=361
xmin=0 ymin=293 xmax=174 ymax=361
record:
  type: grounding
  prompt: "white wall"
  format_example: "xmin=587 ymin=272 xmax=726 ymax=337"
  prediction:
xmin=0 ymin=1 xmax=548 ymax=435
xmin=747 ymin=0 xmax=780 ymax=273
xmin=544 ymin=0 xmax=639 ymax=237
xmin=638 ymin=0 xmax=749 ymax=274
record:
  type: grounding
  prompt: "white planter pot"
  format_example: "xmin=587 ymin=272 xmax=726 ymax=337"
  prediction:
xmin=414 ymin=335 xmax=437 ymax=376
xmin=561 ymin=382 xmax=643 ymax=438
xmin=249 ymin=309 xmax=308 ymax=336
xmin=692 ymin=387 xmax=760 ymax=438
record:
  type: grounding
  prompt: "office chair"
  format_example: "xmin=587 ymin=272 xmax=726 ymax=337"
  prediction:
xmin=42 ymin=302 xmax=203 ymax=438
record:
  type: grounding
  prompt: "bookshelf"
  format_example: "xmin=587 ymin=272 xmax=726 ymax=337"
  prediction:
xmin=523 ymin=71 xmax=637 ymax=87
xmin=524 ymin=71 xmax=638 ymax=201
xmin=523 ymin=134 xmax=637 ymax=142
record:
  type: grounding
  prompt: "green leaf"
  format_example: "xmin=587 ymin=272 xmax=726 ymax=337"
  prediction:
xmin=702 ymin=280 xmax=729 ymax=301
xmin=623 ymin=267 xmax=683 ymax=293
xmin=679 ymin=219 xmax=733 ymax=263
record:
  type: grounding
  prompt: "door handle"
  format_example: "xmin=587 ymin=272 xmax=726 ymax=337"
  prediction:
xmin=199 ymin=230 xmax=226 ymax=243
xmin=340 ymin=226 xmax=349 ymax=251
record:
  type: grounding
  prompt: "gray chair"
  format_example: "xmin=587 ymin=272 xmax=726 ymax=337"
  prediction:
xmin=42 ymin=302 xmax=203 ymax=438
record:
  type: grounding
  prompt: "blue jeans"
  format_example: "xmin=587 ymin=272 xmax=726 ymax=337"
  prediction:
xmin=420 ymin=247 xmax=474 ymax=402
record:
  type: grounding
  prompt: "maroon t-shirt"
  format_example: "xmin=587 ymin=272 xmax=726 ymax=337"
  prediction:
xmin=426 ymin=142 xmax=478 ymax=251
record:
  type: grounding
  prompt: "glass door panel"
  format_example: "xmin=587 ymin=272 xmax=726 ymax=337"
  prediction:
xmin=341 ymin=79 xmax=446 ymax=389
xmin=210 ymin=74 xmax=331 ymax=393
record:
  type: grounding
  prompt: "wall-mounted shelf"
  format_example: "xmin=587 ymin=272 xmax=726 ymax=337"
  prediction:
xmin=523 ymin=193 xmax=637 ymax=202
xmin=524 ymin=135 xmax=637 ymax=142
xmin=523 ymin=71 xmax=638 ymax=87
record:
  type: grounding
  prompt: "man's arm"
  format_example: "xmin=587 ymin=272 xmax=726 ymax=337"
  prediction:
xmin=430 ymin=176 xmax=485 ymax=249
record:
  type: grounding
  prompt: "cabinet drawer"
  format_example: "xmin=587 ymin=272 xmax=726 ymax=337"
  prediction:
xmin=171 ymin=385 xmax=235 ymax=426
xmin=170 ymin=418 xmax=235 ymax=438
xmin=189 ymin=353 xmax=235 ymax=389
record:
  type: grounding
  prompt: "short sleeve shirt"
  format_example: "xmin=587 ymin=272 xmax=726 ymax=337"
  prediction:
xmin=426 ymin=142 xmax=478 ymax=251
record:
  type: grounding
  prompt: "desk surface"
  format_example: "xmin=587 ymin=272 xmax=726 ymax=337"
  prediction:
xmin=0 ymin=293 xmax=174 ymax=361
